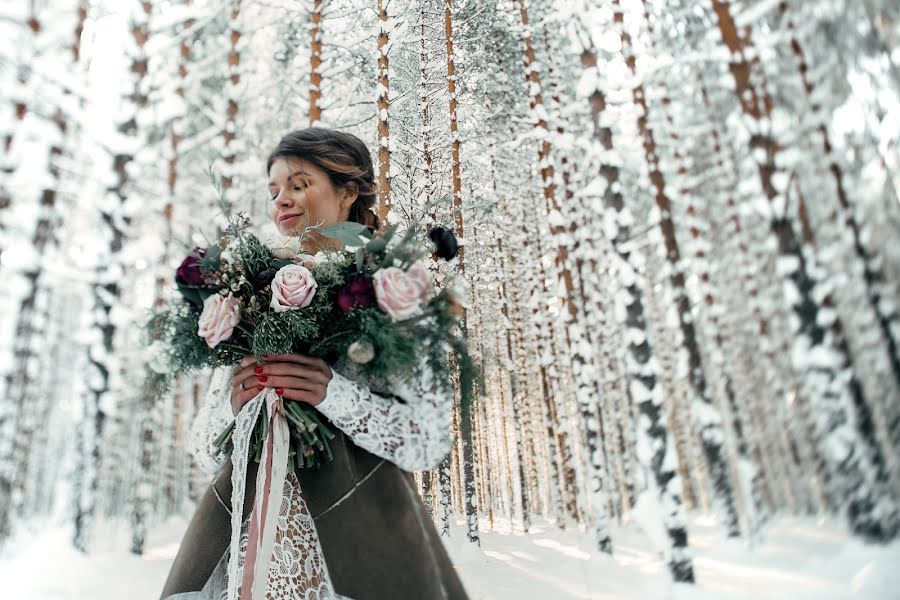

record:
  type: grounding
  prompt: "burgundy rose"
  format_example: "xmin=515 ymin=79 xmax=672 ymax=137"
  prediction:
xmin=176 ymin=249 xmax=207 ymax=286
xmin=336 ymin=276 xmax=376 ymax=313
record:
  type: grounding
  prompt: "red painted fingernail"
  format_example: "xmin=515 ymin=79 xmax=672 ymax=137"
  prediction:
xmin=257 ymin=376 xmax=268 ymax=382
xmin=254 ymin=366 xmax=264 ymax=374
xmin=256 ymin=385 xmax=264 ymax=392
xmin=275 ymin=388 xmax=284 ymax=395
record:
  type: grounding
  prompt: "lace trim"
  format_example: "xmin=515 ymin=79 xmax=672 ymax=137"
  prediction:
xmin=316 ymin=357 xmax=454 ymax=472
xmin=188 ymin=366 xmax=235 ymax=478
xmin=216 ymin=471 xmax=335 ymax=600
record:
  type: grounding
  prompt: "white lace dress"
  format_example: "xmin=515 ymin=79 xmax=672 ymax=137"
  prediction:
xmin=164 ymin=357 xmax=453 ymax=600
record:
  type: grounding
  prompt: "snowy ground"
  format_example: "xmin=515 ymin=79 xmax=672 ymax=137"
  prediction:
xmin=1 ymin=512 xmax=898 ymax=599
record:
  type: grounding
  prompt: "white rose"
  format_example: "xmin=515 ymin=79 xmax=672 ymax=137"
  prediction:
xmin=270 ymin=264 xmax=317 ymax=312
xmin=264 ymin=232 xmax=303 ymax=260
xmin=197 ymin=292 xmax=241 ymax=349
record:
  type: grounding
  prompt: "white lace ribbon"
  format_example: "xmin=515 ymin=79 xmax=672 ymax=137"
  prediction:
xmin=226 ymin=387 xmax=291 ymax=600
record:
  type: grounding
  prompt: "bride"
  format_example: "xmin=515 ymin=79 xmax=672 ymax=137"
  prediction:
xmin=159 ymin=128 xmax=470 ymax=600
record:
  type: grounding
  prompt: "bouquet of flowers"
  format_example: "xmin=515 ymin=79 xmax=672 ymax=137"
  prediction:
xmin=145 ymin=212 xmax=474 ymax=470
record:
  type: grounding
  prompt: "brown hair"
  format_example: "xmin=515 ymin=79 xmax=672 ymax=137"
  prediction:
xmin=266 ymin=127 xmax=380 ymax=231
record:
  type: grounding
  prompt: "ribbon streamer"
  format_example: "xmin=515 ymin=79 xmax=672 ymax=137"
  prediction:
xmin=226 ymin=387 xmax=290 ymax=600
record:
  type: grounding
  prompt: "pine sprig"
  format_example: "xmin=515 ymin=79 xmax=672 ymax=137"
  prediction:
xmin=252 ymin=310 xmax=321 ymax=357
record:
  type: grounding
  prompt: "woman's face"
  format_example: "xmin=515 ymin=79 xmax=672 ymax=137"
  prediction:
xmin=268 ymin=157 xmax=355 ymax=239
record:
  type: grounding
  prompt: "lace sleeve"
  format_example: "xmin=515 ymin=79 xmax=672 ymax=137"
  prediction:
xmin=187 ymin=365 xmax=236 ymax=478
xmin=315 ymin=357 xmax=454 ymax=472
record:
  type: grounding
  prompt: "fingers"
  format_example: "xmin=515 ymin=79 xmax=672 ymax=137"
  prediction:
xmin=231 ymin=360 xmax=265 ymax=389
xmin=230 ymin=381 xmax=263 ymax=416
xmin=258 ymin=375 xmax=324 ymax=393
xmin=226 ymin=354 xmax=331 ymax=414
xmin=250 ymin=362 xmax=330 ymax=385
xmin=261 ymin=353 xmax=329 ymax=373
xmin=280 ymin=387 xmax=326 ymax=406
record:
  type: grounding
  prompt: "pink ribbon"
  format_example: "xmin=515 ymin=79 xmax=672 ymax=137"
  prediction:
xmin=227 ymin=388 xmax=290 ymax=600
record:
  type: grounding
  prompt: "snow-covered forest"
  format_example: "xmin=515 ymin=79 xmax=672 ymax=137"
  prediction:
xmin=1 ymin=0 xmax=899 ymax=597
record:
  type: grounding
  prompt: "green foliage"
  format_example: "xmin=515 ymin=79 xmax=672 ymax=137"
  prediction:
xmin=143 ymin=299 xmax=248 ymax=394
xmin=320 ymin=221 xmax=373 ymax=246
xmin=308 ymin=254 xmax=350 ymax=301
xmin=236 ymin=231 xmax=276 ymax=277
xmin=199 ymin=244 xmax=222 ymax=274
xmin=396 ymin=291 xmax=480 ymax=411
xmin=176 ymin=282 xmax=217 ymax=308
xmin=379 ymin=223 xmax=423 ymax=269
xmin=252 ymin=310 xmax=320 ymax=357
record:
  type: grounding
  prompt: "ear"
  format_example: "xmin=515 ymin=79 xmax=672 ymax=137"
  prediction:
xmin=340 ymin=182 xmax=359 ymax=209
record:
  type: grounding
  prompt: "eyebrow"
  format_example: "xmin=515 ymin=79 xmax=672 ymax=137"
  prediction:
xmin=269 ymin=170 xmax=310 ymax=186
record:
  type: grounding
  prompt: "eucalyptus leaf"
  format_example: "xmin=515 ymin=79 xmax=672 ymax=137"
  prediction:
xmin=199 ymin=245 xmax=222 ymax=274
xmin=179 ymin=285 xmax=220 ymax=309
xmin=321 ymin=222 xmax=370 ymax=246
xmin=365 ymin=237 xmax=388 ymax=254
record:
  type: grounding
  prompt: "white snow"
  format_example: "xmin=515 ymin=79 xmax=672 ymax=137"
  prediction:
xmin=1 ymin=514 xmax=897 ymax=599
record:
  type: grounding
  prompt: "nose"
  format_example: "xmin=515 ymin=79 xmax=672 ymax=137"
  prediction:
xmin=274 ymin=190 xmax=293 ymax=209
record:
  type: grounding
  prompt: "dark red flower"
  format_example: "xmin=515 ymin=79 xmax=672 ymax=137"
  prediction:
xmin=176 ymin=249 xmax=207 ymax=286
xmin=336 ymin=276 xmax=375 ymax=313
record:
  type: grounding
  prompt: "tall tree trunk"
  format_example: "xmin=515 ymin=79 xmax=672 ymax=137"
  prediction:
xmin=513 ymin=0 xmax=582 ymax=529
xmin=417 ymin=3 xmax=435 ymax=206
xmin=711 ymin=0 xmax=899 ymax=541
xmin=0 ymin=1 xmax=81 ymax=544
xmin=375 ymin=0 xmax=392 ymax=221
xmin=781 ymin=1 xmax=900 ymax=483
xmin=309 ymin=0 xmax=324 ymax=125
xmin=579 ymin=20 xmax=694 ymax=581
xmin=614 ymin=0 xmax=742 ymax=537
xmin=222 ymin=0 xmax=241 ymax=194
xmin=443 ymin=0 xmax=479 ymax=544
xmin=76 ymin=0 xmax=153 ymax=552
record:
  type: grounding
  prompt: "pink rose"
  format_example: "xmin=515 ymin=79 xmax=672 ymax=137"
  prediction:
xmin=197 ymin=292 xmax=240 ymax=349
xmin=406 ymin=262 xmax=433 ymax=297
xmin=270 ymin=264 xmax=317 ymax=312
xmin=373 ymin=265 xmax=431 ymax=320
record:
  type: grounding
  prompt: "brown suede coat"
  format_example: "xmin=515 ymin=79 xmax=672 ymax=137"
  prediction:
xmin=161 ymin=425 xmax=469 ymax=600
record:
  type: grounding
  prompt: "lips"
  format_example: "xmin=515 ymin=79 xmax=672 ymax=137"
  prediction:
xmin=279 ymin=213 xmax=303 ymax=224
